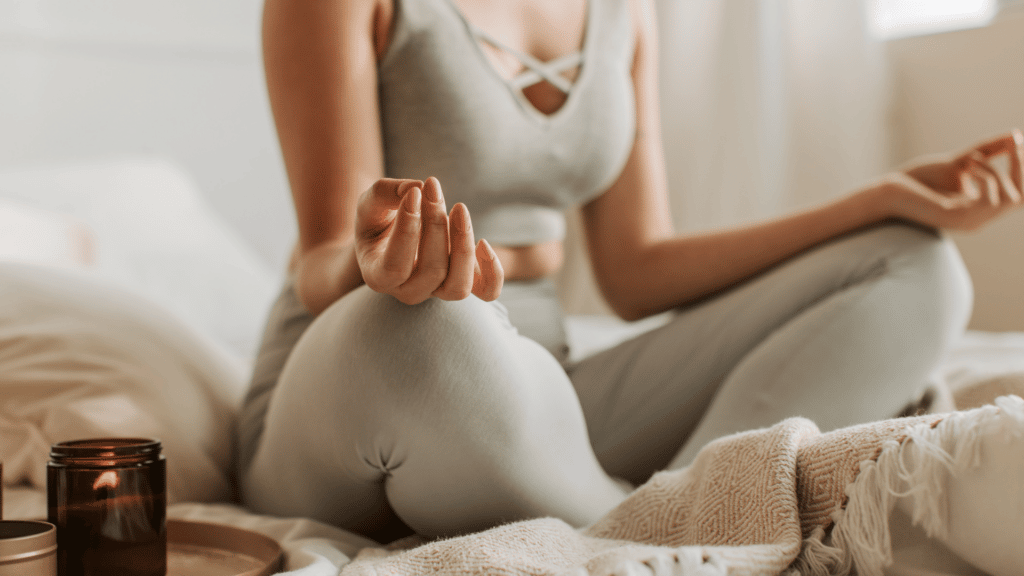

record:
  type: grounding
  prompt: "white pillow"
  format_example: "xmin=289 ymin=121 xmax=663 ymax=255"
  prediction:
xmin=891 ymin=395 xmax=1024 ymax=576
xmin=0 ymin=198 xmax=93 ymax=270
xmin=936 ymin=395 xmax=1024 ymax=576
xmin=0 ymin=158 xmax=279 ymax=359
xmin=0 ymin=262 xmax=247 ymax=504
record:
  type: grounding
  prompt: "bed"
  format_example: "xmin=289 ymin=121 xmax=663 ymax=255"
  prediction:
xmin=1 ymin=158 xmax=1021 ymax=575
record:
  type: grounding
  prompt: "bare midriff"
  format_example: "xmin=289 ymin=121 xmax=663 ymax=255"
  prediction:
xmin=491 ymin=239 xmax=564 ymax=281
xmin=288 ymin=238 xmax=563 ymax=288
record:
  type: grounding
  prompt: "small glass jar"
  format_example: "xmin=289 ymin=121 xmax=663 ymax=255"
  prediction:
xmin=47 ymin=438 xmax=166 ymax=576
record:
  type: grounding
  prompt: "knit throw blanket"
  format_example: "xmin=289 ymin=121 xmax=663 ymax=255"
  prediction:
xmin=343 ymin=396 xmax=1024 ymax=576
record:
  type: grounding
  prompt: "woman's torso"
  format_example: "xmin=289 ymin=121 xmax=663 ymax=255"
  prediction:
xmin=374 ymin=0 xmax=636 ymax=281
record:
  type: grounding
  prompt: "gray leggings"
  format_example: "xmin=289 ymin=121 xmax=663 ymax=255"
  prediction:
xmin=237 ymin=223 xmax=972 ymax=538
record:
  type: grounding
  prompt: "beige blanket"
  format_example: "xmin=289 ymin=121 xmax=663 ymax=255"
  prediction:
xmin=343 ymin=396 xmax=1024 ymax=576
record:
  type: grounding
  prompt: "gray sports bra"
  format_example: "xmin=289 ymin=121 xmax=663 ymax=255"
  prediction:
xmin=378 ymin=0 xmax=636 ymax=246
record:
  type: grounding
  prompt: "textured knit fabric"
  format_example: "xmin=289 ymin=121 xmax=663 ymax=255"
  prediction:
xmin=340 ymin=397 xmax=1024 ymax=576
xmin=377 ymin=0 xmax=636 ymax=246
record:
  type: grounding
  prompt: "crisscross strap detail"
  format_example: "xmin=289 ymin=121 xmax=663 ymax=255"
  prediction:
xmin=468 ymin=24 xmax=583 ymax=94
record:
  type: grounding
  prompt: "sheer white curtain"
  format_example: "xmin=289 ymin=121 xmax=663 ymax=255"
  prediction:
xmin=559 ymin=0 xmax=893 ymax=316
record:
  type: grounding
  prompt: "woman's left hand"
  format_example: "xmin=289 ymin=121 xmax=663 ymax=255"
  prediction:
xmin=875 ymin=129 xmax=1024 ymax=231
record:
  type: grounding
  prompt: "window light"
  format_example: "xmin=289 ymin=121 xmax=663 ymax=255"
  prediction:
xmin=869 ymin=0 xmax=998 ymax=39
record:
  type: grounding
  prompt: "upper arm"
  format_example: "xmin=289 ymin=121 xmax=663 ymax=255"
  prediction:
xmin=580 ymin=0 xmax=674 ymax=305
xmin=262 ymin=0 xmax=392 ymax=251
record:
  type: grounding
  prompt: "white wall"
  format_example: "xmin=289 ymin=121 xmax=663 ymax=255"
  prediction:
xmin=0 ymin=0 xmax=296 ymax=272
xmin=886 ymin=6 xmax=1024 ymax=331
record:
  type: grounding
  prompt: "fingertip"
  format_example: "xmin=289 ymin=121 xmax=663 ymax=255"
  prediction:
xmin=450 ymin=203 xmax=472 ymax=233
xmin=959 ymin=170 xmax=980 ymax=201
xmin=486 ymin=283 xmax=503 ymax=301
xmin=396 ymin=179 xmax=424 ymax=197
xmin=480 ymin=239 xmax=504 ymax=281
xmin=476 ymin=238 xmax=496 ymax=261
xmin=423 ymin=177 xmax=445 ymax=202
xmin=471 ymin=239 xmax=503 ymax=301
xmin=422 ymin=177 xmax=445 ymax=205
xmin=403 ymin=186 xmax=422 ymax=214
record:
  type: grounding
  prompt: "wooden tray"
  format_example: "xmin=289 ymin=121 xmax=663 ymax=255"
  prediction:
xmin=168 ymin=519 xmax=283 ymax=576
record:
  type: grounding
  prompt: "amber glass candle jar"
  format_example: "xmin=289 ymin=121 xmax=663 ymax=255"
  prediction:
xmin=47 ymin=439 xmax=166 ymax=576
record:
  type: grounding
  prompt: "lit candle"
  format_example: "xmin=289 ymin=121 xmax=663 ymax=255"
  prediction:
xmin=47 ymin=438 xmax=166 ymax=576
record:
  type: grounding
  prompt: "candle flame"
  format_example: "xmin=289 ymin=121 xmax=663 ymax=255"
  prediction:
xmin=93 ymin=470 xmax=120 ymax=490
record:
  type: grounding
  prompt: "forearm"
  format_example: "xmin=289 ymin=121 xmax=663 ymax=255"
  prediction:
xmin=605 ymin=185 xmax=890 ymax=320
xmin=294 ymin=241 xmax=365 ymax=315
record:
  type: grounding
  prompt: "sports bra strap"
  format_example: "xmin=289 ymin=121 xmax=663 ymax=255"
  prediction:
xmin=468 ymin=24 xmax=582 ymax=94
xmin=507 ymin=53 xmax=584 ymax=91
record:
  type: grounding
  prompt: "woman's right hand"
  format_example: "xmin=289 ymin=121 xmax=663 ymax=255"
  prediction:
xmin=355 ymin=177 xmax=504 ymax=305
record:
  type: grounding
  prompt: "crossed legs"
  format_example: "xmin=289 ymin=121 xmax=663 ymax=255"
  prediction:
xmin=239 ymin=223 xmax=972 ymax=536
xmin=570 ymin=223 xmax=972 ymax=481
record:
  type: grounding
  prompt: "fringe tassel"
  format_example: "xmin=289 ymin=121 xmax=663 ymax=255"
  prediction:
xmin=794 ymin=395 xmax=1024 ymax=576
xmin=789 ymin=527 xmax=843 ymax=575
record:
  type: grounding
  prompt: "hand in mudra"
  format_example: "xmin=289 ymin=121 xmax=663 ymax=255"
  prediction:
xmin=881 ymin=129 xmax=1024 ymax=231
xmin=356 ymin=177 xmax=503 ymax=305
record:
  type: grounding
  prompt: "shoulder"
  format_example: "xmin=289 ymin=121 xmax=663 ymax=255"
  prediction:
xmin=263 ymin=0 xmax=389 ymax=43
xmin=265 ymin=0 xmax=385 ymax=22
xmin=288 ymin=0 xmax=395 ymax=61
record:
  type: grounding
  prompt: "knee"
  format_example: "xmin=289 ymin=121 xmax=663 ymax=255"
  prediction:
xmin=328 ymin=286 xmax=495 ymax=350
xmin=880 ymin=224 xmax=973 ymax=323
xmin=852 ymin=224 xmax=972 ymax=347
xmin=308 ymin=286 xmax=514 ymax=404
